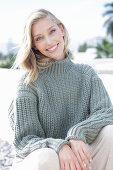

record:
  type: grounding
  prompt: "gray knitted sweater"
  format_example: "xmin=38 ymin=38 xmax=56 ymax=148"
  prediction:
xmin=8 ymin=53 xmax=113 ymax=159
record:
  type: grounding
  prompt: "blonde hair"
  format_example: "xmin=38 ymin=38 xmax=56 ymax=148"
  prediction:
xmin=13 ymin=9 xmax=69 ymax=85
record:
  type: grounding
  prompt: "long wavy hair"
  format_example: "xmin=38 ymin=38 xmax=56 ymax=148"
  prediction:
xmin=13 ymin=9 xmax=70 ymax=85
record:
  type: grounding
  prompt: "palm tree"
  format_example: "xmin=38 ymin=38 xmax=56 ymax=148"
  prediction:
xmin=78 ymin=38 xmax=113 ymax=58
xmin=103 ymin=2 xmax=113 ymax=39
xmin=94 ymin=38 xmax=113 ymax=58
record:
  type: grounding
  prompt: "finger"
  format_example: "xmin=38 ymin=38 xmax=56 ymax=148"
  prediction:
xmin=75 ymin=152 xmax=86 ymax=170
xmin=59 ymin=161 xmax=65 ymax=170
xmin=65 ymin=161 xmax=71 ymax=170
xmin=75 ymin=162 xmax=82 ymax=170
xmin=73 ymin=156 xmax=82 ymax=170
xmin=79 ymin=150 xmax=91 ymax=170
xmin=82 ymin=147 xmax=92 ymax=162
xmin=70 ymin=162 xmax=76 ymax=170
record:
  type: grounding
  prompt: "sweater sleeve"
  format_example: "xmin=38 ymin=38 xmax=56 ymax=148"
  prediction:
xmin=8 ymin=78 xmax=69 ymax=159
xmin=65 ymin=67 xmax=113 ymax=144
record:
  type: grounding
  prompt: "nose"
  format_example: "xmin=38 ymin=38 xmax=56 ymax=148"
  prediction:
xmin=45 ymin=36 xmax=52 ymax=46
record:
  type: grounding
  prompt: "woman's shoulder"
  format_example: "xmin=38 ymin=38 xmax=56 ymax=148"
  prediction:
xmin=16 ymin=70 xmax=27 ymax=88
xmin=15 ymin=71 xmax=37 ymax=95
xmin=71 ymin=61 xmax=98 ymax=78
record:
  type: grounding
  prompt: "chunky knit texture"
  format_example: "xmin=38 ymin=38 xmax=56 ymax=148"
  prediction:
xmin=8 ymin=53 xmax=113 ymax=159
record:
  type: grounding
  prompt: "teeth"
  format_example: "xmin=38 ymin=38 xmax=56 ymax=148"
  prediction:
xmin=47 ymin=45 xmax=57 ymax=51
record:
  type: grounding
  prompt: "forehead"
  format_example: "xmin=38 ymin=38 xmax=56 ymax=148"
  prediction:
xmin=32 ymin=16 xmax=58 ymax=36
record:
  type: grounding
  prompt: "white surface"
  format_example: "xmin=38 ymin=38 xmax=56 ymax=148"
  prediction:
xmin=73 ymin=53 xmax=113 ymax=74
xmin=0 ymin=67 xmax=113 ymax=143
xmin=0 ymin=69 xmax=23 ymax=143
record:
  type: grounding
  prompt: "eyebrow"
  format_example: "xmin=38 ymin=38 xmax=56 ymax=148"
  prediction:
xmin=33 ymin=25 xmax=56 ymax=38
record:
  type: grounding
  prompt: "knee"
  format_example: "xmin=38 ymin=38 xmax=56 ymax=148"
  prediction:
xmin=101 ymin=125 xmax=113 ymax=143
xmin=37 ymin=148 xmax=60 ymax=170
xmin=24 ymin=148 xmax=60 ymax=170
xmin=39 ymin=148 xmax=58 ymax=162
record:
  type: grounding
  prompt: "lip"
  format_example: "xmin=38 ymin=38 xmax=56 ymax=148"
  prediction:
xmin=46 ymin=43 xmax=59 ymax=53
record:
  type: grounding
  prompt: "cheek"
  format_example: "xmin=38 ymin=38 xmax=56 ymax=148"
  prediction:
xmin=57 ymin=32 xmax=64 ymax=42
xmin=35 ymin=42 xmax=45 ymax=51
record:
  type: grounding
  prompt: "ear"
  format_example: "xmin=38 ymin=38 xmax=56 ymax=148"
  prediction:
xmin=59 ymin=24 xmax=64 ymax=36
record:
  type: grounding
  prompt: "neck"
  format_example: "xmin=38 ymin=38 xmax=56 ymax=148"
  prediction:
xmin=38 ymin=51 xmax=73 ymax=75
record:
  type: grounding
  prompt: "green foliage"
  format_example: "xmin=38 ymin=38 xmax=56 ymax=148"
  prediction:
xmin=78 ymin=43 xmax=88 ymax=52
xmin=92 ymin=38 xmax=113 ymax=58
xmin=0 ymin=53 xmax=15 ymax=68
xmin=103 ymin=2 xmax=113 ymax=39
xmin=78 ymin=38 xmax=113 ymax=59
xmin=77 ymin=2 xmax=113 ymax=59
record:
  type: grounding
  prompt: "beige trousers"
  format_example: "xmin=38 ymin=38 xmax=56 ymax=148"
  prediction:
xmin=11 ymin=125 xmax=113 ymax=170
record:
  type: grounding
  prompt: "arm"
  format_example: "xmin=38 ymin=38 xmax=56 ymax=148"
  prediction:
xmin=8 ymin=78 xmax=69 ymax=159
xmin=65 ymin=67 xmax=113 ymax=144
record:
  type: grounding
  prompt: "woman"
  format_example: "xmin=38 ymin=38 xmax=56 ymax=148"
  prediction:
xmin=9 ymin=9 xmax=113 ymax=170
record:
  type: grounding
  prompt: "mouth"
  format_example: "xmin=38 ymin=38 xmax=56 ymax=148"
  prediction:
xmin=46 ymin=43 xmax=59 ymax=53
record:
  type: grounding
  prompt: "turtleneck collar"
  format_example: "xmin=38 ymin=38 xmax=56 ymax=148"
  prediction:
xmin=38 ymin=51 xmax=73 ymax=76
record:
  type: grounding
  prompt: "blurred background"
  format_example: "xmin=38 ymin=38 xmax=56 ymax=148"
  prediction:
xmin=0 ymin=0 xmax=113 ymax=145
xmin=0 ymin=0 xmax=113 ymax=65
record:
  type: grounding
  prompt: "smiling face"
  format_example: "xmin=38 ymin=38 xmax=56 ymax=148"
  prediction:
xmin=32 ymin=16 xmax=65 ymax=61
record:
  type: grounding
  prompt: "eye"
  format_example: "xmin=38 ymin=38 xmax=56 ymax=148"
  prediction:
xmin=36 ymin=37 xmax=42 ymax=41
xmin=50 ymin=29 xmax=56 ymax=34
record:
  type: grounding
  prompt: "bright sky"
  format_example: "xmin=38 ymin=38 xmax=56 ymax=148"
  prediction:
xmin=0 ymin=0 xmax=112 ymax=49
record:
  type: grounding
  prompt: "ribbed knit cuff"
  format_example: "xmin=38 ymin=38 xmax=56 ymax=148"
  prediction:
xmin=55 ymin=140 xmax=71 ymax=154
xmin=65 ymin=135 xmax=86 ymax=144
xmin=65 ymin=126 xmax=86 ymax=144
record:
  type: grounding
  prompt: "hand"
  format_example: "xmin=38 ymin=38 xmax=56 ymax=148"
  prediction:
xmin=59 ymin=144 xmax=82 ymax=170
xmin=69 ymin=139 xmax=92 ymax=170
